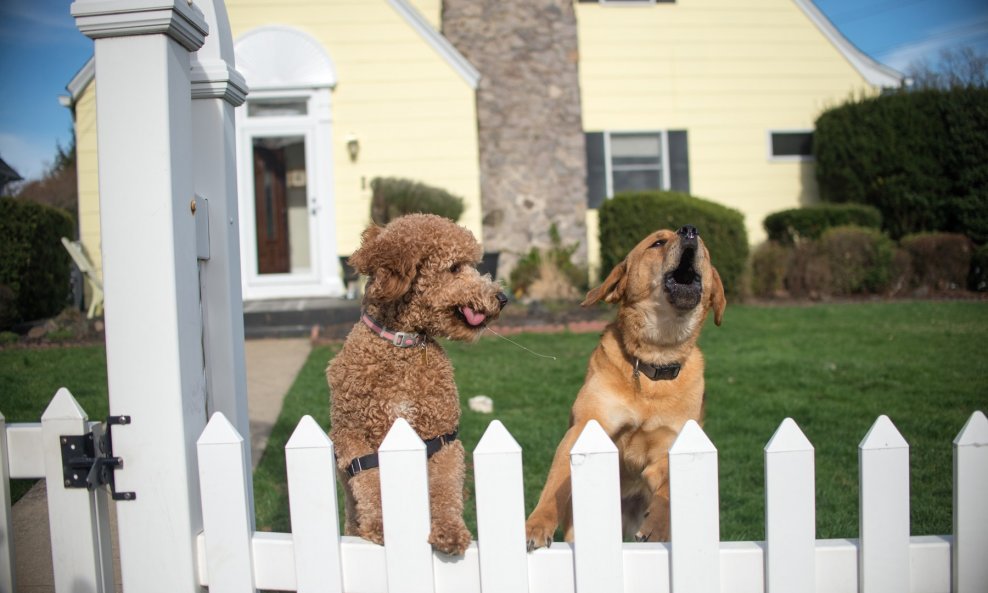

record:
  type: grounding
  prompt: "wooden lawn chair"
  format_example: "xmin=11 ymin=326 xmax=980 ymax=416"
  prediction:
xmin=61 ymin=237 xmax=104 ymax=319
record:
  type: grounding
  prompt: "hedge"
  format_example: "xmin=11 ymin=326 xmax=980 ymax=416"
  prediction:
xmin=598 ymin=191 xmax=748 ymax=297
xmin=0 ymin=197 xmax=74 ymax=327
xmin=763 ymin=203 xmax=882 ymax=245
xmin=814 ymin=88 xmax=988 ymax=242
xmin=369 ymin=177 xmax=464 ymax=225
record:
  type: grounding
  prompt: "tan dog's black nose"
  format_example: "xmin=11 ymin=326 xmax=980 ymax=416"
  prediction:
xmin=496 ymin=292 xmax=509 ymax=310
xmin=677 ymin=225 xmax=698 ymax=243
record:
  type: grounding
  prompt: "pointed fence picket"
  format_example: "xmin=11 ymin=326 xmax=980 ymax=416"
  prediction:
xmin=764 ymin=418 xmax=815 ymax=593
xmin=570 ymin=419 xmax=623 ymax=593
xmin=859 ymin=415 xmax=910 ymax=593
xmin=4 ymin=390 xmax=984 ymax=593
xmin=473 ymin=420 xmax=528 ymax=592
xmin=197 ymin=412 xmax=256 ymax=592
xmin=953 ymin=410 xmax=988 ymax=593
xmin=285 ymin=415 xmax=344 ymax=593
xmin=669 ymin=419 xmax=720 ymax=593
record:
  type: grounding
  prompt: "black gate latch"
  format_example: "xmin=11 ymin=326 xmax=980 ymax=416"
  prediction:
xmin=60 ymin=415 xmax=136 ymax=501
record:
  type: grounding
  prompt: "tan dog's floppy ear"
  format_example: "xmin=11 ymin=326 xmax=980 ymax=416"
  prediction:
xmin=582 ymin=259 xmax=628 ymax=306
xmin=348 ymin=224 xmax=418 ymax=302
xmin=709 ymin=266 xmax=726 ymax=326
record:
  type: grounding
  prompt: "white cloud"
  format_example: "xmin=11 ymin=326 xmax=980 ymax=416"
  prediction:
xmin=0 ymin=133 xmax=55 ymax=182
xmin=878 ymin=18 xmax=988 ymax=71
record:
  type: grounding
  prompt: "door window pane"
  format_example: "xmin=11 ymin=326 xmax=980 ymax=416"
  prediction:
xmin=248 ymin=99 xmax=308 ymax=118
xmin=252 ymin=136 xmax=311 ymax=275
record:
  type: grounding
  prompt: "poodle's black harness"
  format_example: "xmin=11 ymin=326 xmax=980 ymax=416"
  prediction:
xmin=344 ymin=429 xmax=459 ymax=477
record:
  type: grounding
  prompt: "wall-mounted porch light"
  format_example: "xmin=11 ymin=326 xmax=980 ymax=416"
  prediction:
xmin=345 ymin=133 xmax=359 ymax=162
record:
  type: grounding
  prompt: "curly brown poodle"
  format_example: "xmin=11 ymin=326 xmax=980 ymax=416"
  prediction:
xmin=327 ymin=214 xmax=507 ymax=555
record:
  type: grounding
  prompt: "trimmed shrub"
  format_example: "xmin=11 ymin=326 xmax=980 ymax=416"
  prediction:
xmin=763 ymin=204 xmax=882 ymax=245
xmin=817 ymin=226 xmax=896 ymax=295
xmin=369 ymin=177 xmax=464 ymax=225
xmin=750 ymin=241 xmax=792 ymax=298
xmin=970 ymin=243 xmax=988 ymax=292
xmin=0 ymin=197 xmax=74 ymax=327
xmin=900 ymin=232 xmax=974 ymax=291
xmin=814 ymin=88 xmax=988 ymax=241
xmin=785 ymin=242 xmax=831 ymax=299
xmin=598 ymin=191 xmax=748 ymax=297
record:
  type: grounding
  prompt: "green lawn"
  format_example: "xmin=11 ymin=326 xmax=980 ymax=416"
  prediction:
xmin=0 ymin=345 xmax=109 ymax=502
xmin=253 ymin=301 xmax=988 ymax=541
xmin=2 ymin=301 xmax=986 ymax=542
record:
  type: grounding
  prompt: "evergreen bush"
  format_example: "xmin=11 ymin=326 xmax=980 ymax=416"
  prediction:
xmin=369 ymin=177 xmax=465 ymax=225
xmin=763 ymin=204 xmax=882 ymax=245
xmin=900 ymin=232 xmax=974 ymax=291
xmin=814 ymin=88 xmax=988 ymax=241
xmin=0 ymin=197 xmax=74 ymax=327
xmin=598 ymin=191 xmax=748 ymax=297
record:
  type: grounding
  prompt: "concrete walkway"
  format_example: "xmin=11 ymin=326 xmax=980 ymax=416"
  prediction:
xmin=10 ymin=337 xmax=312 ymax=592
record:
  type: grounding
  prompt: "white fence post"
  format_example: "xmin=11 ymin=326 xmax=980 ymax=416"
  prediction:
xmin=197 ymin=412 xmax=256 ymax=592
xmin=473 ymin=420 xmax=529 ymax=593
xmin=569 ymin=420 xmax=623 ymax=593
xmin=41 ymin=388 xmax=113 ymax=592
xmin=669 ymin=420 xmax=719 ymax=593
xmin=191 ymin=0 xmax=251 ymax=469
xmin=285 ymin=415 xmax=344 ymax=593
xmin=71 ymin=0 xmax=211 ymax=589
xmin=858 ymin=415 xmax=909 ymax=593
xmin=0 ymin=411 xmax=13 ymax=593
xmin=379 ymin=418 xmax=435 ymax=592
xmin=953 ymin=410 xmax=988 ymax=593
xmin=764 ymin=418 xmax=815 ymax=593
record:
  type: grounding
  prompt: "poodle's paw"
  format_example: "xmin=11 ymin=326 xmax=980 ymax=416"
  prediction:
xmin=429 ymin=523 xmax=472 ymax=556
xmin=357 ymin=524 xmax=385 ymax=546
xmin=524 ymin=518 xmax=555 ymax=552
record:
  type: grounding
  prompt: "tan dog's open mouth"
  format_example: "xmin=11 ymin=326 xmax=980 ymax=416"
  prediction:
xmin=663 ymin=225 xmax=704 ymax=310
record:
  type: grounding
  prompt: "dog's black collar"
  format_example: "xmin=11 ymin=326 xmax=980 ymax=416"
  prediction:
xmin=634 ymin=359 xmax=682 ymax=381
xmin=343 ymin=429 xmax=458 ymax=477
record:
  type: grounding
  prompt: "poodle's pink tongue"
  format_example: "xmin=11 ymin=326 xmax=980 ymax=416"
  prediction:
xmin=460 ymin=306 xmax=487 ymax=327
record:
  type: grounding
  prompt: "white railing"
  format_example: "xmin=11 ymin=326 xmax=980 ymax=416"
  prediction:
xmin=191 ymin=407 xmax=987 ymax=593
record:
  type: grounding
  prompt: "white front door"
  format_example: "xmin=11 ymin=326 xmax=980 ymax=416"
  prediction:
xmin=237 ymin=91 xmax=343 ymax=300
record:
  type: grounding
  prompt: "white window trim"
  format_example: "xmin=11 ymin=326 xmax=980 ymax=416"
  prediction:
xmin=767 ymin=129 xmax=815 ymax=163
xmin=604 ymin=130 xmax=671 ymax=198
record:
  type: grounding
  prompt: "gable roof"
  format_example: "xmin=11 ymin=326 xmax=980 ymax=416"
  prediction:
xmin=793 ymin=0 xmax=904 ymax=88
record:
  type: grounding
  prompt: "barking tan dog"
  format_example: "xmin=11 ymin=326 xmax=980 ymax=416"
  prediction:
xmin=525 ymin=225 xmax=725 ymax=549
xmin=327 ymin=214 xmax=507 ymax=555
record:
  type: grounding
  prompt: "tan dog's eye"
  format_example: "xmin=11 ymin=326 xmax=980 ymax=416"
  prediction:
xmin=651 ymin=239 xmax=667 ymax=248
xmin=450 ymin=263 xmax=462 ymax=274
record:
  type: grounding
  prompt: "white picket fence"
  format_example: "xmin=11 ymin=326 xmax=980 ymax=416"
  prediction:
xmin=2 ymin=391 xmax=987 ymax=592
xmin=191 ymin=407 xmax=986 ymax=593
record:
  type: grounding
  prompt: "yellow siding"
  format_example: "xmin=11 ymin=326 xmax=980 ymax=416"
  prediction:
xmin=577 ymin=0 xmax=881 ymax=243
xmin=74 ymin=82 xmax=102 ymax=290
xmin=227 ymin=0 xmax=481 ymax=256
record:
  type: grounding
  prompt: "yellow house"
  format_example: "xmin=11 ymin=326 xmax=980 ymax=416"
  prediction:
xmin=68 ymin=0 xmax=481 ymax=300
xmin=67 ymin=0 xmax=901 ymax=301
xmin=575 ymin=0 xmax=901 ymax=276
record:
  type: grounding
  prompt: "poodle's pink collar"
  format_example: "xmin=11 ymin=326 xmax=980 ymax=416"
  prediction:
xmin=361 ymin=312 xmax=426 ymax=348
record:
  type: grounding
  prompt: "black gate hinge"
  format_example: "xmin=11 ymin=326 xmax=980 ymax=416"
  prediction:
xmin=61 ymin=415 xmax=136 ymax=501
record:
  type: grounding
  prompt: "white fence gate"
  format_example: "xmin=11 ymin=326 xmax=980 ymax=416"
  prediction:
xmin=0 ymin=0 xmax=986 ymax=591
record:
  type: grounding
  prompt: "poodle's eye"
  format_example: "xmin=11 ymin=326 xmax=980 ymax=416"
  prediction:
xmin=651 ymin=239 xmax=667 ymax=248
xmin=450 ymin=263 xmax=462 ymax=274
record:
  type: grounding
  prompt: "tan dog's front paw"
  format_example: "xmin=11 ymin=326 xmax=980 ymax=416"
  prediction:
xmin=525 ymin=518 xmax=555 ymax=552
xmin=429 ymin=522 xmax=472 ymax=556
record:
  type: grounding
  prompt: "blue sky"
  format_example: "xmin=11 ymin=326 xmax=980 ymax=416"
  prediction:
xmin=1 ymin=0 xmax=986 ymax=183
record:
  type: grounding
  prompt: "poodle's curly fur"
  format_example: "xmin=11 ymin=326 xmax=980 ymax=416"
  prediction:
xmin=327 ymin=214 xmax=506 ymax=555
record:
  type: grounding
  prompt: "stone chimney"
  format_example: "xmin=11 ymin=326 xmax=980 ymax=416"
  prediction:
xmin=442 ymin=0 xmax=588 ymax=279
